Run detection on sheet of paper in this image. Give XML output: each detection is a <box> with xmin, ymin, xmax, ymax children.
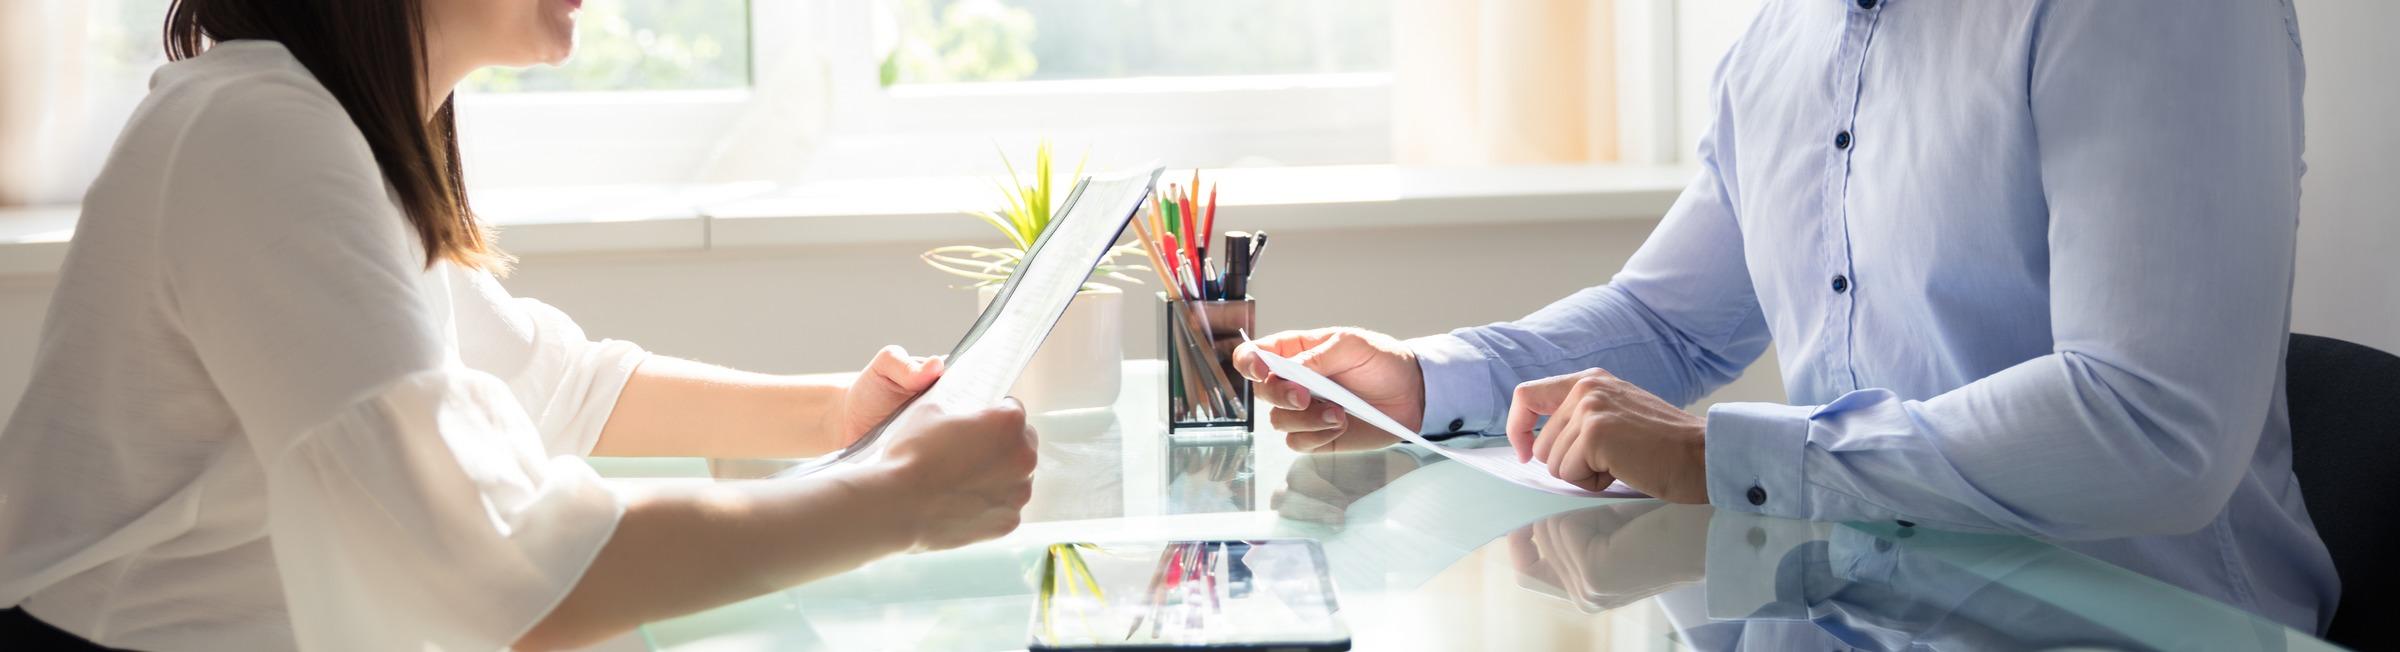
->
<box><xmin>776</xmin><ymin>166</ymin><xmax>1162</xmax><ymax>478</ymax></box>
<box><xmin>916</xmin><ymin>169</ymin><xmax>1159</xmax><ymax>413</ymax></box>
<box><xmin>1252</xmin><ymin>349</ymin><xmax>1640</xmax><ymax>498</ymax></box>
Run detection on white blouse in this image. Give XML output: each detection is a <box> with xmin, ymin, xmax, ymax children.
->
<box><xmin>0</xmin><ymin>42</ymin><xmax>647</xmax><ymax>651</ymax></box>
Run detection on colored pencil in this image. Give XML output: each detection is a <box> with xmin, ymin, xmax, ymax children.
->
<box><xmin>1201</xmin><ymin>184</ymin><xmax>1217</xmax><ymax>264</ymax></box>
<box><xmin>1163</xmin><ymin>186</ymin><xmax>1181</xmax><ymax>236</ymax></box>
<box><xmin>1129</xmin><ymin>209</ymin><xmax>1181</xmax><ymax>295</ymax></box>
<box><xmin>1177</xmin><ymin>194</ymin><xmax>1198</xmax><ymax>274</ymax></box>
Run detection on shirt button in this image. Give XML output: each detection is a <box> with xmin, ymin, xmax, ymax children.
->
<box><xmin>1831</xmin><ymin>275</ymin><xmax>1850</xmax><ymax>293</ymax></box>
<box><xmin>1834</xmin><ymin>130</ymin><xmax>1852</xmax><ymax>150</ymax></box>
<box><xmin>1746</xmin><ymin>485</ymin><xmax>1768</xmax><ymax>506</ymax></box>
<box><xmin>1858</xmin><ymin>0</ymin><xmax>1877</xmax><ymax>9</ymax></box>
<box><xmin>1446</xmin><ymin>418</ymin><xmax>1466</xmax><ymax>433</ymax></box>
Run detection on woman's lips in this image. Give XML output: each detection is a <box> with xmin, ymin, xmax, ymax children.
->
<box><xmin>563</xmin><ymin>0</ymin><xmax>582</xmax><ymax>8</ymax></box>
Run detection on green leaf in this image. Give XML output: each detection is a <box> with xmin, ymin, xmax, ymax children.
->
<box><xmin>967</xmin><ymin>211</ymin><xmax>1028</xmax><ymax>249</ymax></box>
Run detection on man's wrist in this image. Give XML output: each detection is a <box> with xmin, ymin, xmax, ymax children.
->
<box><xmin>1406</xmin><ymin>333</ymin><xmax>1507</xmax><ymax>436</ymax></box>
<box><xmin>1676</xmin><ymin>422</ymin><xmax>1710</xmax><ymax>504</ymax></box>
<box><xmin>1702</xmin><ymin>402</ymin><xmax>1816</xmax><ymax>519</ymax></box>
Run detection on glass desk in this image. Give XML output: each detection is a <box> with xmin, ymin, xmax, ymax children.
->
<box><xmin>590</xmin><ymin>362</ymin><xmax>2338</xmax><ymax>651</ymax></box>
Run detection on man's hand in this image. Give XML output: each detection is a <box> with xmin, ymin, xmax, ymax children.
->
<box><xmin>1271</xmin><ymin>448</ymin><xmax>1427</xmax><ymax>527</ymax></box>
<box><xmin>1506</xmin><ymin>368</ymin><xmax>1710</xmax><ymax>503</ymax></box>
<box><xmin>832</xmin><ymin>346</ymin><xmax>945</xmax><ymax>448</ymax></box>
<box><xmin>1231</xmin><ymin>328</ymin><xmax>1425</xmax><ymax>452</ymax></box>
<box><xmin>1506</xmin><ymin>503</ymin><xmax>1710</xmax><ymax>612</ymax></box>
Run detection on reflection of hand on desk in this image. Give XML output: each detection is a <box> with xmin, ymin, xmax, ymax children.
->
<box><xmin>1271</xmin><ymin>448</ymin><xmax>1429</xmax><ymax>528</ymax></box>
<box><xmin>1506</xmin><ymin>502</ymin><xmax>1710</xmax><ymax>612</ymax></box>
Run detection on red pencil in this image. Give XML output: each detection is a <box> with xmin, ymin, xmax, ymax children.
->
<box><xmin>1161</xmin><ymin>232</ymin><xmax>1187</xmax><ymax>299</ymax></box>
<box><xmin>1178</xmin><ymin>196</ymin><xmax>1199</xmax><ymax>276</ymax></box>
<box><xmin>1201</xmin><ymin>184</ymin><xmax>1218</xmax><ymax>258</ymax></box>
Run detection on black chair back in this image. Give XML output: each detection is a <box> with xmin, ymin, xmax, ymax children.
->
<box><xmin>2286</xmin><ymin>333</ymin><xmax>2400</xmax><ymax>649</ymax></box>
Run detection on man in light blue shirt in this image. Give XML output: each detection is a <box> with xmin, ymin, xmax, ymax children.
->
<box><xmin>1232</xmin><ymin>0</ymin><xmax>2335</xmax><ymax>634</ymax></box>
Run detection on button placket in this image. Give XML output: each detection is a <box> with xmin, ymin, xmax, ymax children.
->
<box><xmin>1818</xmin><ymin>0</ymin><xmax>1881</xmax><ymax>392</ymax></box>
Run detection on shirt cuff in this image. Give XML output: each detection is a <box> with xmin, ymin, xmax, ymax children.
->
<box><xmin>1407</xmin><ymin>333</ymin><xmax>1507</xmax><ymax>436</ymax></box>
<box><xmin>1706</xmin><ymin>401</ymin><xmax>1815</xmax><ymax>520</ymax></box>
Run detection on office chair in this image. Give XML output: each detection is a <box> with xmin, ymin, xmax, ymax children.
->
<box><xmin>2286</xmin><ymin>333</ymin><xmax>2400</xmax><ymax>650</ymax></box>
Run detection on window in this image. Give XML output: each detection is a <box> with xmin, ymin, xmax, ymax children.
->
<box><xmin>455</xmin><ymin>0</ymin><xmax>1403</xmax><ymax>188</ymax></box>
<box><xmin>461</xmin><ymin>0</ymin><xmax>752</xmax><ymax>93</ymax></box>
<box><xmin>1</xmin><ymin>0</ymin><xmax>175</xmax><ymax>205</ymax></box>
<box><xmin>15</xmin><ymin>0</ymin><xmax>1722</xmax><ymax>201</ymax></box>
<box><xmin>884</xmin><ymin>0</ymin><xmax>1391</xmax><ymax>85</ymax></box>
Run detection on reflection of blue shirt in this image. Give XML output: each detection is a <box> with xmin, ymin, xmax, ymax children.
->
<box><xmin>1659</xmin><ymin>512</ymin><xmax>2315</xmax><ymax>651</ymax></box>
<box><xmin>1409</xmin><ymin>0</ymin><xmax>2334</xmax><ymax>632</ymax></box>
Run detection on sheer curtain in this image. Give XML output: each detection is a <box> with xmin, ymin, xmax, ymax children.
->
<box><xmin>0</xmin><ymin>0</ymin><xmax>165</xmax><ymax>207</ymax></box>
<box><xmin>1392</xmin><ymin>0</ymin><xmax>1620</xmax><ymax>165</ymax></box>
<box><xmin>0</xmin><ymin>1</ymin><xmax>88</xmax><ymax>206</ymax></box>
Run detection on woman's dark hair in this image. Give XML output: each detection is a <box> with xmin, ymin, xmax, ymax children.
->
<box><xmin>165</xmin><ymin>0</ymin><xmax>509</xmax><ymax>272</ymax></box>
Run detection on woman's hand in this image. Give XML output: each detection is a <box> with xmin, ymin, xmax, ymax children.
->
<box><xmin>527</xmin><ymin>396</ymin><xmax>1036</xmax><ymax>649</ymax></box>
<box><xmin>830</xmin><ymin>346</ymin><xmax>946</xmax><ymax>449</ymax></box>
<box><xmin>1231</xmin><ymin>328</ymin><xmax>1426</xmax><ymax>452</ymax></box>
<box><xmin>868</xmin><ymin>397</ymin><xmax>1038</xmax><ymax>551</ymax></box>
<box><xmin>1506</xmin><ymin>368</ymin><xmax>1711</xmax><ymax>502</ymax></box>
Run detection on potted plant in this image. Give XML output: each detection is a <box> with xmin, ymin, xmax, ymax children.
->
<box><xmin>922</xmin><ymin>142</ymin><xmax>1147</xmax><ymax>412</ymax></box>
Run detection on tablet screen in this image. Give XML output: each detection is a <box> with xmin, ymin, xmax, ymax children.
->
<box><xmin>1031</xmin><ymin>539</ymin><xmax>1352</xmax><ymax>651</ymax></box>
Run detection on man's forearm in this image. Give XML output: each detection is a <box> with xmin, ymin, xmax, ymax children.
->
<box><xmin>592</xmin><ymin>356</ymin><xmax>849</xmax><ymax>458</ymax></box>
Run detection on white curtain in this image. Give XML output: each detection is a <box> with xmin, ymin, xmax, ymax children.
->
<box><xmin>0</xmin><ymin>0</ymin><xmax>90</xmax><ymax>206</ymax></box>
<box><xmin>1393</xmin><ymin>0</ymin><xmax>1621</xmax><ymax>165</ymax></box>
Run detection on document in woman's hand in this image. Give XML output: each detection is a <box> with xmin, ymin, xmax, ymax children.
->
<box><xmin>776</xmin><ymin>166</ymin><xmax>1166</xmax><ymax>478</ymax></box>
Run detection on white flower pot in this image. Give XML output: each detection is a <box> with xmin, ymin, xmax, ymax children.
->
<box><xmin>976</xmin><ymin>283</ymin><xmax>1125</xmax><ymax>413</ymax></box>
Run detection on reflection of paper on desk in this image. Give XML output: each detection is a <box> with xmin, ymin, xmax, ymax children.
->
<box><xmin>1253</xmin><ymin>350</ymin><xmax>1640</xmax><ymax>498</ymax></box>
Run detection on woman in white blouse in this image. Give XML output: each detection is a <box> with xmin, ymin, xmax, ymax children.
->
<box><xmin>0</xmin><ymin>0</ymin><xmax>1041</xmax><ymax>650</ymax></box>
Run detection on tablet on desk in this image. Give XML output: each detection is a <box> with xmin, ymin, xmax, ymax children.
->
<box><xmin>1031</xmin><ymin>539</ymin><xmax>1352</xmax><ymax>651</ymax></box>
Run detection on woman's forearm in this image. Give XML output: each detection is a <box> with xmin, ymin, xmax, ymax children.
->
<box><xmin>514</xmin><ymin>464</ymin><xmax>922</xmax><ymax>650</ymax></box>
<box><xmin>593</xmin><ymin>356</ymin><xmax>851</xmax><ymax>458</ymax></box>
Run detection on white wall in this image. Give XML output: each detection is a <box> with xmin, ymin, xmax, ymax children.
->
<box><xmin>0</xmin><ymin>218</ymin><xmax>1790</xmax><ymax>426</ymax></box>
<box><xmin>498</xmin><ymin>220</ymin><xmax>1670</xmax><ymax>377</ymax></box>
<box><xmin>495</xmin><ymin>217</ymin><xmax>1790</xmax><ymax>412</ymax></box>
<box><xmin>2292</xmin><ymin>0</ymin><xmax>2400</xmax><ymax>353</ymax></box>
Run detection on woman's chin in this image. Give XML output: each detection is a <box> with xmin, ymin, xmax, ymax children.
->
<box><xmin>535</xmin><ymin>36</ymin><xmax>577</xmax><ymax>67</ymax></box>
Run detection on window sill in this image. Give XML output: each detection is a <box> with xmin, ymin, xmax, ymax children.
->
<box><xmin>0</xmin><ymin>164</ymin><xmax>1689</xmax><ymax>278</ymax></box>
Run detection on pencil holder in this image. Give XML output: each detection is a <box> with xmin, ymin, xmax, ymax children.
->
<box><xmin>1162</xmin><ymin>295</ymin><xmax>1255</xmax><ymax>433</ymax></box>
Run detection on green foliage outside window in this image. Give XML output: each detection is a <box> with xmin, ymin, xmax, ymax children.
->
<box><xmin>465</xmin><ymin>0</ymin><xmax>750</xmax><ymax>93</ymax></box>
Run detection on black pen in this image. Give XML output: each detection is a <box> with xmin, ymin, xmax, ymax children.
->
<box><xmin>1245</xmin><ymin>231</ymin><xmax>1268</xmax><ymax>287</ymax></box>
<box><xmin>1223</xmin><ymin>232</ymin><xmax>1252</xmax><ymax>300</ymax></box>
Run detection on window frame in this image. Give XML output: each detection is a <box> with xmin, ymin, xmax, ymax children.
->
<box><xmin>451</xmin><ymin>0</ymin><xmax>1700</xmax><ymax>190</ymax></box>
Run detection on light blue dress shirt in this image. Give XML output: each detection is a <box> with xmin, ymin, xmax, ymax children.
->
<box><xmin>1407</xmin><ymin>0</ymin><xmax>2336</xmax><ymax>633</ymax></box>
